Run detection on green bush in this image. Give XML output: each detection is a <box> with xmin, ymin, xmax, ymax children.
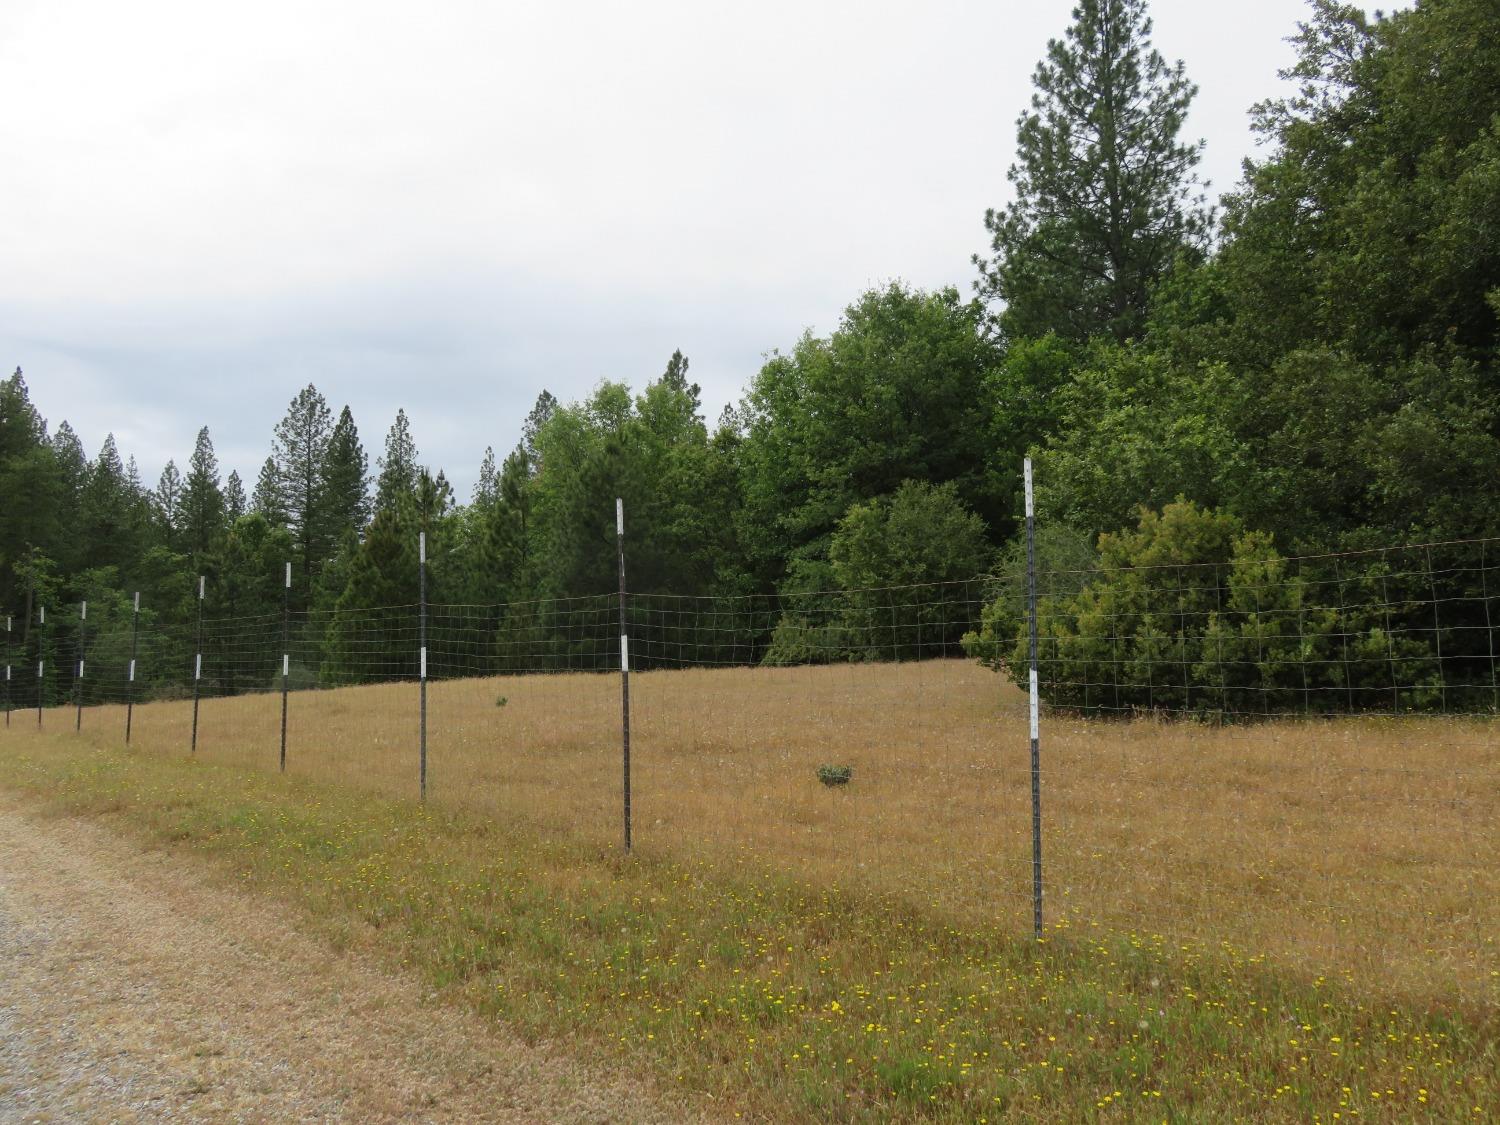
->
<box><xmin>765</xmin><ymin>481</ymin><xmax>994</xmax><ymax>665</ymax></box>
<box><xmin>966</xmin><ymin>500</ymin><xmax>1444</xmax><ymax>717</ymax></box>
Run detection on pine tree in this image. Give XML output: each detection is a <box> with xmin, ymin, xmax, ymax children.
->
<box><xmin>51</xmin><ymin>422</ymin><xmax>86</xmax><ymax>505</ymax></box>
<box><xmin>320</xmin><ymin>405</ymin><xmax>371</xmax><ymax>540</ymax></box>
<box><xmin>123</xmin><ymin>455</ymin><xmax>152</xmax><ymax>543</ymax></box>
<box><xmin>79</xmin><ymin>436</ymin><xmax>134</xmax><ymax>571</ymax></box>
<box><xmin>521</xmin><ymin>391</ymin><xmax>557</xmax><ymax>474</ymax></box>
<box><xmin>322</xmin><ymin>505</ymin><xmax>417</xmax><ymax>683</ymax></box>
<box><xmin>207</xmin><ymin>513</ymin><xmax>292</xmax><ymax>691</ymax></box>
<box><xmin>473</xmin><ymin>446</ymin><xmax>499</xmax><ymax>507</ymax></box>
<box><xmin>251</xmin><ymin>457</ymin><xmax>286</xmax><ymax>525</ymax></box>
<box><xmin>375</xmin><ymin>409</ymin><xmax>418</xmax><ymax>513</ymax></box>
<box><xmin>180</xmin><ymin>426</ymin><xmax>226</xmax><ymax>558</ymax></box>
<box><xmin>0</xmin><ymin>370</ymin><xmax>63</xmax><ymax>601</ymax></box>
<box><xmin>0</xmin><ymin>368</ymin><xmax>46</xmax><ymax>459</ymax></box>
<box><xmin>661</xmin><ymin>349</ymin><xmax>695</xmax><ymax>397</ymax></box>
<box><xmin>92</xmin><ymin>435</ymin><xmax>123</xmax><ymax>481</ymax></box>
<box><xmin>154</xmin><ymin>461</ymin><xmax>183</xmax><ymax>539</ymax></box>
<box><xmin>974</xmin><ymin>0</ymin><xmax>1209</xmax><ymax>343</ymax></box>
<box><xmin>416</xmin><ymin>468</ymin><xmax>453</xmax><ymax>529</ymax></box>
<box><xmin>272</xmin><ymin>385</ymin><xmax>334</xmax><ymax>594</ymax></box>
<box><xmin>487</xmin><ymin>445</ymin><xmax>534</xmax><ymax>586</ymax></box>
<box><xmin>224</xmin><ymin>470</ymin><xmax>247</xmax><ymax>521</ymax></box>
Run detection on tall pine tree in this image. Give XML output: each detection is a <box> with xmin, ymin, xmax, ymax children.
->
<box><xmin>0</xmin><ymin>369</ymin><xmax>64</xmax><ymax>601</ymax></box>
<box><xmin>375</xmin><ymin>409</ymin><xmax>418</xmax><ymax>513</ymax></box>
<box><xmin>473</xmin><ymin>446</ymin><xmax>499</xmax><ymax>507</ymax></box>
<box><xmin>224</xmin><ymin>470</ymin><xmax>247</xmax><ymax>522</ymax></box>
<box><xmin>180</xmin><ymin>426</ymin><xmax>226</xmax><ymax>559</ymax></box>
<box><xmin>975</xmin><ymin>0</ymin><xmax>1209</xmax><ymax>343</ymax></box>
<box><xmin>50</xmin><ymin>422</ymin><xmax>88</xmax><ymax>569</ymax></box>
<box><xmin>272</xmin><ymin>385</ymin><xmax>334</xmax><ymax>599</ymax></box>
<box><xmin>154</xmin><ymin>461</ymin><xmax>183</xmax><ymax>542</ymax></box>
<box><xmin>79</xmin><ymin>435</ymin><xmax>137</xmax><ymax>572</ymax></box>
<box><xmin>521</xmin><ymin>390</ymin><xmax>557</xmax><ymax>475</ymax></box>
<box><xmin>251</xmin><ymin>456</ymin><xmax>286</xmax><ymax>525</ymax></box>
<box><xmin>320</xmin><ymin>405</ymin><xmax>371</xmax><ymax>540</ymax></box>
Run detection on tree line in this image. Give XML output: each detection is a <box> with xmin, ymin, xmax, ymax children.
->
<box><xmin>2</xmin><ymin>0</ymin><xmax>1497</xmax><ymax>712</ymax></box>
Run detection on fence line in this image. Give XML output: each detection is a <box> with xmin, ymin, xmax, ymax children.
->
<box><xmin>9</xmin><ymin>545</ymin><xmax>1500</xmax><ymax>731</ymax></box>
<box><xmin>3</xmin><ymin>512</ymin><xmax>1497</xmax><ymax>970</ymax></box>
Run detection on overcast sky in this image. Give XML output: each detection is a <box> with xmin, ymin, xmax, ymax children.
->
<box><xmin>0</xmin><ymin>0</ymin><xmax>1362</xmax><ymax>498</ymax></box>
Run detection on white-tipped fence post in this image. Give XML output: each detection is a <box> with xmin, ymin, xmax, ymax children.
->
<box><xmin>191</xmin><ymin>575</ymin><xmax>204</xmax><ymax>753</ymax></box>
<box><xmin>617</xmin><ymin>498</ymin><xmax>632</xmax><ymax>854</ymax></box>
<box><xmin>126</xmin><ymin>593</ymin><xmax>140</xmax><ymax>744</ymax></box>
<box><xmin>419</xmin><ymin>531</ymin><xmax>428</xmax><ymax>802</ymax></box>
<box><xmin>1025</xmin><ymin>457</ymin><xmax>1043</xmax><ymax>940</ymax></box>
<box><xmin>75</xmin><ymin>601</ymin><xmax>86</xmax><ymax>732</ymax></box>
<box><xmin>36</xmin><ymin>604</ymin><xmax>45</xmax><ymax>727</ymax></box>
<box><xmin>280</xmin><ymin>562</ymin><xmax>291</xmax><ymax>772</ymax></box>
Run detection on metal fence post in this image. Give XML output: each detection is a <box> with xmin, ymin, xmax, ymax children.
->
<box><xmin>280</xmin><ymin>561</ymin><xmax>290</xmax><ymax>772</ymax></box>
<box><xmin>4</xmin><ymin>615</ymin><xmax>11</xmax><ymax>728</ymax></box>
<box><xmin>1483</xmin><ymin>540</ymin><xmax>1498</xmax><ymax>712</ymax></box>
<box><xmin>617</xmin><ymin>498</ymin><xmax>632</xmax><ymax>854</ymax></box>
<box><xmin>126</xmin><ymin>593</ymin><xmax>139</xmax><ymax>743</ymax></box>
<box><xmin>419</xmin><ymin>531</ymin><xmax>427</xmax><ymax>802</ymax></box>
<box><xmin>191</xmin><ymin>575</ymin><xmax>204</xmax><ymax>753</ymax></box>
<box><xmin>1426</xmin><ymin>546</ymin><xmax>1446</xmax><ymax>713</ymax></box>
<box><xmin>75</xmin><ymin>601</ymin><xmax>86</xmax><ymax>731</ymax></box>
<box><xmin>1025</xmin><ymin>457</ymin><xmax>1043</xmax><ymax>940</ymax></box>
<box><xmin>36</xmin><ymin>604</ymin><xmax>45</xmax><ymax>727</ymax></box>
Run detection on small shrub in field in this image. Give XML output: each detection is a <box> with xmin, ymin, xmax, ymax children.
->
<box><xmin>495</xmin><ymin>695</ymin><xmax>507</xmax><ymax>708</ymax></box>
<box><xmin>817</xmin><ymin>764</ymin><xmax>852</xmax><ymax>787</ymax></box>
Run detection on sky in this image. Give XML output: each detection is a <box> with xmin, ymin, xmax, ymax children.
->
<box><xmin>0</xmin><ymin>0</ymin><xmax>1359</xmax><ymax>498</ymax></box>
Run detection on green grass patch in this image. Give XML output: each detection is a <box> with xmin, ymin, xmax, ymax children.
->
<box><xmin>0</xmin><ymin>739</ymin><xmax>1494</xmax><ymax>1122</ymax></box>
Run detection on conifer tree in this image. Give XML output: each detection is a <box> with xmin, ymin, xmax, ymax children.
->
<box><xmin>375</xmin><ymin>409</ymin><xmax>418</xmax><ymax>513</ymax></box>
<box><xmin>181</xmin><ymin>426</ymin><xmax>226</xmax><ymax>558</ymax></box>
<box><xmin>0</xmin><ymin>370</ymin><xmax>65</xmax><ymax>599</ymax></box>
<box><xmin>415</xmin><ymin>468</ymin><xmax>453</xmax><ymax>529</ymax></box>
<box><xmin>661</xmin><ymin>349</ymin><xmax>694</xmax><ymax>396</ymax></box>
<box><xmin>154</xmin><ymin>461</ymin><xmax>183</xmax><ymax>540</ymax></box>
<box><xmin>272</xmin><ymin>385</ymin><xmax>334</xmax><ymax>594</ymax></box>
<box><xmin>975</xmin><ymin>0</ymin><xmax>1209</xmax><ymax>343</ymax></box>
<box><xmin>473</xmin><ymin>446</ymin><xmax>499</xmax><ymax>507</ymax></box>
<box><xmin>320</xmin><ymin>405</ymin><xmax>371</xmax><ymax>539</ymax></box>
<box><xmin>79</xmin><ymin>436</ymin><xmax>135</xmax><ymax>570</ymax></box>
<box><xmin>521</xmin><ymin>391</ymin><xmax>557</xmax><ymax>473</ymax></box>
<box><xmin>224</xmin><ymin>470</ymin><xmax>247</xmax><ymax>522</ymax></box>
<box><xmin>321</xmin><ymin>503</ymin><xmax>417</xmax><ymax>683</ymax></box>
<box><xmin>0</xmin><ymin>368</ymin><xmax>46</xmax><ymax>458</ymax></box>
<box><xmin>252</xmin><ymin>457</ymin><xmax>286</xmax><ymax>525</ymax></box>
<box><xmin>51</xmin><ymin>422</ymin><xmax>87</xmax><ymax>506</ymax></box>
<box><xmin>486</xmin><ymin>445</ymin><xmax>534</xmax><ymax>588</ymax></box>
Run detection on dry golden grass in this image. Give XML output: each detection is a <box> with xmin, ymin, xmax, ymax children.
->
<box><xmin>16</xmin><ymin>659</ymin><xmax>1498</xmax><ymax>1003</ymax></box>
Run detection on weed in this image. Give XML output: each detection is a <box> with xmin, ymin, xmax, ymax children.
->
<box><xmin>817</xmin><ymin>764</ymin><xmax>853</xmax><ymax>787</ymax></box>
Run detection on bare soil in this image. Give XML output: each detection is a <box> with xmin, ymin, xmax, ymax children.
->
<box><xmin>0</xmin><ymin>792</ymin><xmax>703</xmax><ymax>1123</ymax></box>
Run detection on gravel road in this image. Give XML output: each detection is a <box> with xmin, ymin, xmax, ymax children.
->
<box><xmin>0</xmin><ymin>793</ymin><xmax>701</xmax><ymax>1123</ymax></box>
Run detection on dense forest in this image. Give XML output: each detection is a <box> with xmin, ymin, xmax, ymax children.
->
<box><xmin>2</xmin><ymin>0</ymin><xmax>1497</xmax><ymax>711</ymax></box>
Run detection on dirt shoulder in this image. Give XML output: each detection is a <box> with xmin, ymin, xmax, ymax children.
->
<box><xmin>0</xmin><ymin>792</ymin><xmax>701</xmax><ymax>1123</ymax></box>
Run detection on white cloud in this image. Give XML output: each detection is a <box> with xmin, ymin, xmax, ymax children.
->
<box><xmin>0</xmin><ymin>0</ymin><xmax>1353</xmax><ymax>493</ymax></box>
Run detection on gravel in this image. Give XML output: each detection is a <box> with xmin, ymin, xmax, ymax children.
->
<box><xmin>0</xmin><ymin>793</ymin><xmax>703</xmax><ymax>1123</ymax></box>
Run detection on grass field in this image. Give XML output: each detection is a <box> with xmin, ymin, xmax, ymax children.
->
<box><xmin>2</xmin><ymin>660</ymin><xmax>1496</xmax><ymax>1120</ymax></box>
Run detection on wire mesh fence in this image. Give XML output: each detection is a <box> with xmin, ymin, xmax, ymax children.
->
<box><xmin>2</xmin><ymin>531</ymin><xmax>1497</xmax><ymax>998</ymax></box>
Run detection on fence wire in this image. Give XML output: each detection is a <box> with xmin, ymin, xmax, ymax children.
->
<box><xmin>2</xmin><ymin>537</ymin><xmax>1497</xmax><ymax>997</ymax></box>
